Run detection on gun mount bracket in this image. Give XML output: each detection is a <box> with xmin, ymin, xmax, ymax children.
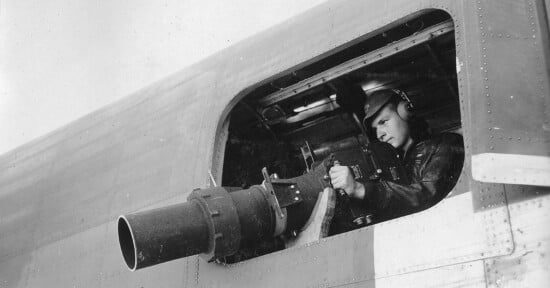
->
<box><xmin>271</xmin><ymin>182</ymin><xmax>303</xmax><ymax>208</ymax></box>
<box><xmin>261</xmin><ymin>168</ymin><xmax>289</xmax><ymax>236</ymax></box>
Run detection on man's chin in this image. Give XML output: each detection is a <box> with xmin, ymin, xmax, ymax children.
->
<box><xmin>388</xmin><ymin>141</ymin><xmax>403</xmax><ymax>150</ymax></box>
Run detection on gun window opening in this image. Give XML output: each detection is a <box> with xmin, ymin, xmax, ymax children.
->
<box><xmin>220</xmin><ymin>9</ymin><xmax>462</xmax><ymax>263</ymax></box>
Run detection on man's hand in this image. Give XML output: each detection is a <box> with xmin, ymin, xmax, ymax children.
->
<box><xmin>329</xmin><ymin>165</ymin><xmax>366</xmax><ymax>199</ymax></box>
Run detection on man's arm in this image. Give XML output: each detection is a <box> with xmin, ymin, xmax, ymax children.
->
<box><xmin>362</xmin><ymin>134</ymin><xmax>464</xmax><ymax>220</ymax></box>
<box><xmin>330</xmin><ymin>133</ymin><xmax>464</xmax><ymax>220</ymax></box>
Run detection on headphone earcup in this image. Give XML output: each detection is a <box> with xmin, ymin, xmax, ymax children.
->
<box><xmin>397</xmin><ymin>101</ymin><xmax>413</xmax><ymax>121</ymax></box>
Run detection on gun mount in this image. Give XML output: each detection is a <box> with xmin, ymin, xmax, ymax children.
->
<box><xmin>118</xmin><ymin>163</ymin><xmax>330</xmax><ymax>270</ymax></box>
<box><xmin>117</xmin><ymin>142</ymin><xmax>405</xmax><ymax>270</ymax></box>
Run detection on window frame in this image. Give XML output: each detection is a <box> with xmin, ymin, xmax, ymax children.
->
<box><xmin>204</xmin><ymin>8</ymin><xmax>514</xmax><ymax>286</ymax></box>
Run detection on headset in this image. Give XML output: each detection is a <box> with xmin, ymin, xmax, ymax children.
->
<box><xmin>392</xmin><ymin>89</ymin><xmax>414</xmax><ymax>121</ymax></box>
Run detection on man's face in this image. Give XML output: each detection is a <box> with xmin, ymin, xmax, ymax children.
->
<box><xmin>370</xmin><ymin>103</ymin><xmax>412</xmax><ymax>150</ymax></box>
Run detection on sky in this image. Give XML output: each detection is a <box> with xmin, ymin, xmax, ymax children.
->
<box><xmin>0</xmin><ymin>0</ymin><xmax>326</xmax><ymax>155</ymax></box>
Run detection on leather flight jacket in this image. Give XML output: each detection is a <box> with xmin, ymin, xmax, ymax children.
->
<box><xmin>330</xmin><ymin>133</ymin><xmax>464</xmax><ymax>234</ymax></box>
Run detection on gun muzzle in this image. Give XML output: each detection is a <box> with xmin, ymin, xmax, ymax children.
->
<box><xmin>118</xmin><ymin>164</ymin><xmax>328</xmax><ymax>270</ymax></box>
<box><xmin>118</xmin><ymin>200</ymin><xmax>211</xmax><ymax>271</ymax></box>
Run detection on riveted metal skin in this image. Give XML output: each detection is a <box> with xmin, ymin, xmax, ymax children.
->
<box><xmin>2</xmin><ymin>0</ymin><xmax>550</xmax><ymax>287</ymax></box>
<box><xmin>469</xmin><ymin>0</ymin><xmax>550</xmax><ymax>186</ymax></box>
<box><xmin>472</xmin><ymin>182</ymin><xmax>507</xmax><ymax>211</ymax></box>
<box><xmin>484</xmin><ymin>186</ymin><xmax>550</xmax><ymax>287</ymax></box>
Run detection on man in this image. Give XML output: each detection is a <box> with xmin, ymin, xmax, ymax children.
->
<box><xmin>329</xmin><ymin>89</ymin><xmax>464</xmax><ymax>224</ymax></box>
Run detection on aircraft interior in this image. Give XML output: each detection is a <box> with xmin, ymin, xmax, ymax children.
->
<box><xmin>222</xmin><ymin>10</ymin><xmax>460</xmax><ymax>190</ymax></box>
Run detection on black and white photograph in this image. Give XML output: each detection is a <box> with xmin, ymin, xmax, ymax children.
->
<box><xmin>1</xmin><ymin>0</ymin><xmax>549</xmax><ymax>287</ymax></box>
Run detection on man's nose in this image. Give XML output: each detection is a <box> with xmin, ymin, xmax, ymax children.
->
<box><xmin>377</xmin><ymin>129</ymin><xmax>386</xmax><ymax>141</ymax></box>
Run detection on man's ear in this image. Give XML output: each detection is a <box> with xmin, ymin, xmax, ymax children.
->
<box><xmin>397</xmin><ymin>100</ymin><xmax>414</xmax><ymax>121</ymax></box>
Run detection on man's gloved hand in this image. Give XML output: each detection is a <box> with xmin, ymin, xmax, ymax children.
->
<box><xmin>329</xmin><ymin>165</ymin><xmax>365</xmax><ymax>199</ymax></box>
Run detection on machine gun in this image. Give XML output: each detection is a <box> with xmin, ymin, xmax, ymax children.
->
<box><xmin>117</xmin><ymin>141</ymin><xmax>408</xmax><ymax>271</ymax></box>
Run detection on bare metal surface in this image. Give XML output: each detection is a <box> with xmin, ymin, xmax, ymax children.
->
<box><xmin>471</xmin><ymin>0</ymin><xmax>550</xmax><ymax>158</ymax></box>
<box><xmin>371</xmin><ymin>191</ymin><xmax>512</xmax><ymax>277</ymax></box>
<box><xmin>484</xmin><ymin>189</ymin><xmax>550</xmax><ymax>287</ymax></box>
<box><xmin>340</xmin><ymin>261</ymin><xmax>486</xmax><ymax>288</ymax></box>
<box><xmin>472</xmin><ymin>153</ymin><xmax>550</xmax><ymax>187</ymax></box>
<box><xmin>0</xmin><ymin>0</ymin><xmax>549</xmax><ymax>287</ymax></box>
<box><xmin>472</xmin><ymin>182</ymin><xmax>507</xmax><ymax>211</ymax></box>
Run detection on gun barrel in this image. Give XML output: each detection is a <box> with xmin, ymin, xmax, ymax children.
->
<box><xmin>118</xmin><ymin>186</ymin><xmax>277</xmax><ymax>270</ymax></box>
<box><xmin>117</xmin><ymin>162</ymin><xmax>330</xmax><ymax>270</ymax></box>
<box><xmin>118</xmin><ymin>201</ymin><xmax>210</xmax><ymax>271</ymax></box>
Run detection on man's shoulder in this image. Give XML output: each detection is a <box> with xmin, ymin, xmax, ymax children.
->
<box><xmin>414</xmin><ymin>132</ymin><xmax>463</xmax><ymax>152</ymax></box>
<box><xmin>431</xmin><ymin>132</ymin><xmax>463</xmax><ymax>146</ymax></box>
